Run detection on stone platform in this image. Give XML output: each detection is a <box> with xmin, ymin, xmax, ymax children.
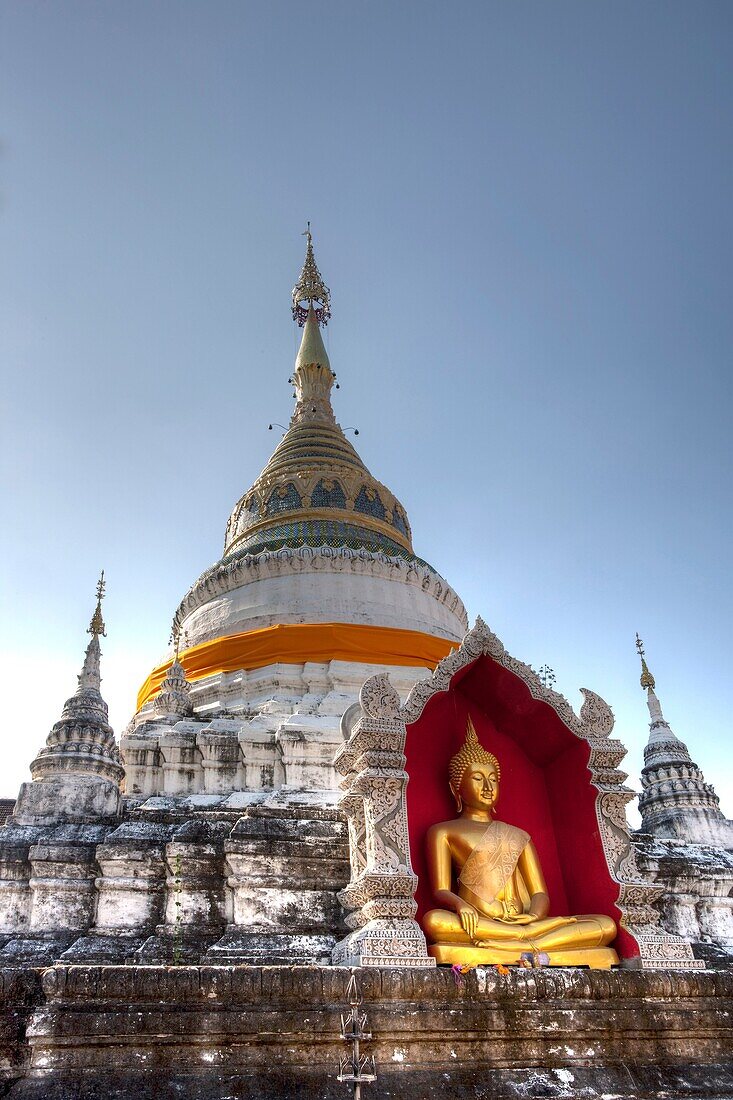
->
<box><xmin>0</xmin><ymin>964</ymin><xmax>731</xmax><ymax>1098</ymax></box>
<box><xmin>0</xmin><ymin>794</ymin><xmax>350</xmax><ymax>969</ymax></box>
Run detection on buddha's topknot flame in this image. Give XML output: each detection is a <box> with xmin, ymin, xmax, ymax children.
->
<box><xmin>449</xmin><ymin>716</ymin><xmax>500</xmax><ymax>797</ymax></box>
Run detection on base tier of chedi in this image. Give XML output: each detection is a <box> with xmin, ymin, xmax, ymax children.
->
<box><xmin>0</xmin><ymin>794</ymin><xmax>348</xmax><ymax>969</ymax></box>
<box><xmin>1</xmin><ymin>966</ymin><xmax>731</xmax><ymax>1100</ymax></box>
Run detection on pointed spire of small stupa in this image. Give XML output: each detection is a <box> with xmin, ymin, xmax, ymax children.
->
<box><xmin>635</xmin><ymin>633</ymin><xmax>688</xmax><ymax>750</ymax></box>
<box><xmin>292</xmin><ymin>222</ymin><xmax>331</xmax><ymax>326</ymax></box>
<box><xmin>635</xmin><ymin>633</ymin><xmax>685</xmax><ymax>748</ymax></box>
<box><xmin>88</xmin><ymin>570</ymin><xmax>107</xmax><ymax>638</ymax></box>
<box><xmin>78</xmin><ymin>571</ymin><xmax>106</xmax><ymax>692</ymax></box>
<box><xmin>634</xmin><ymin>634</ymin><xmax>732</xmax><ymax>846</ymax></box>
<box><xmin>635</xmin><ymin>632</ymin><xmax>655</xmax><ymax>691</ymax></box>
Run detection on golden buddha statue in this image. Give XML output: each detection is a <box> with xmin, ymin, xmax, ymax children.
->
<box><xmin>423</xmin><ymin>719</ymin><xmax>619</xmax><ymax>968</ymax></box>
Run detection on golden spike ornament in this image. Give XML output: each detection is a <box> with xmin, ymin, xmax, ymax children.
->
<box><xmin>292</xmin><ymin>223</ymin><xmax>331</xmax><ymax>327</ymax></box>
<box><xmin>87</xmin><ymin>570</ymin><xmax>107</xmax><ymax>638</ymax></box>
<box><xmin>635</xmin><ymin>633</ymin><xmax>656</xmax><ymax>691</ymax></box>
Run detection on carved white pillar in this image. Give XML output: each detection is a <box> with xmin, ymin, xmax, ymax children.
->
<box><xmin>94</xmin><ymin>840</ymin><xmax>166</xmax><ymax>932</ymax></box>
<box><xmin>341</xmin><ymin>791</ymin><xmax>367</xmax><ymax>915</ymax></box>
<box><xmin>237</xmin><ymin>727</ymin><xmax>276</xmax><ymax>790</ymax></box>
<box><xmin>119</xmin><ymin>734</ymin><xmax>162</xmax><ymax>797</ymax></box>
<box><xmin>28</xmin><ymin>843</ymin><xmax>97</xmax><ymax>933</ymax></box>
<box><xmin>198</xmin><ymin>730</ymin><xmax>243</xmax><ymax>794</ymax></box>
<box><xmin>159</xmin><ymin>727</ymin><xmax>203</xmax><ymax>795</ymax></box>
<box><xmin>331</xmin><ymin>674</ymin><xmax>435</xmax><ymax>968</ymax></box>
<box><xmin>0</xmin><ymin>841</ymin><xmax>34</xmax><ymax>934</ymax></box>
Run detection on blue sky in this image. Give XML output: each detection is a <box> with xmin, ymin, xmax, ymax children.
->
<box><xmin>1</xmin><ymin>1</ymin><xmax>731</xmax><ymax>824</ymax></box>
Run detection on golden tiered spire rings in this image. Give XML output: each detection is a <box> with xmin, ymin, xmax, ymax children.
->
<box><xmin>292</xmin><ymin>223</ymin><xmax>331</xmax><ymax>327</ymax></box>
<box><xmin>635</xmin><ymin>633</ymin><xmax>656</xmax><ymax>691</ymax></box>
<box><xmin>87</xmin><ymin>571</ymin><xmax>107</xmax><ymax>638</ymax></box>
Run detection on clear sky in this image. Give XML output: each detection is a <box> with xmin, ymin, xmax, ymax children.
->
<box><xmin>1</xmin><ymin>1</ymin><xmax>731</xmax><ymax>827</ymax></box>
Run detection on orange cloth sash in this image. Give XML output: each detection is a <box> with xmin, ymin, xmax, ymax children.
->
<box><xmin>137</xmin><ymin>622</ymin><xmax>456</xmax><ymax>712</ymax></box>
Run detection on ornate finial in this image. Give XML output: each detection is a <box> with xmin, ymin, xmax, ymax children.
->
<box><xmin>88</xmin><ymin>571</ymin><xmax>107</xmax><ymax>638</ymax></box>
<box><xmin>448</xmin><ymin>716</ymin><xmax>501</xmax><ymax>803</ymax></box>
<box><xmin>292</xmin><ymin>224</ymin><xmax>331</xmax><ymax>327</ymax></box>
<box><xmin>169</xmin><ymin>621</ymin><xmax>189</xmax><ymax>662</ymax></box>
<box><xmin>636</xmin><ymin>633</ymin><xmax>656</xmax><ymax>691</ymax></box>
<box><xmin>537</xmin><ymin>664</ymin><xmax>556</xmax><ymax>691</ymax></box>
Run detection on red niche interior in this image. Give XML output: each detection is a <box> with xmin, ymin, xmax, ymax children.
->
<box><xmin>404</xmin><ymin>654</ymin><xmax>639</xmax><ymax>961</ymax></box>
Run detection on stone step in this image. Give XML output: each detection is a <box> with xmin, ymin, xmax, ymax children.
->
<box><xmin>59</xmin><ymin>932</ymin><xmax>149</xmax><ymax>965</ymax></box>
<box><xmin>136</xmin><ymin>926</ymin><xmax>225</xmax><ymax>965</ymax></box>
<box><xmin>0</xmin><ymin>934</ymin><xmax>76</xmax><ymax>967</ymax></box>
<box><xmin>204</xmin><ymin>930</ymin><xmax>336</xmax><ymax>965</ymax></box>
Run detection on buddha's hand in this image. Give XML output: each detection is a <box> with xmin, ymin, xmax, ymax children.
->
<box><xmin>456</xmin><ymin>902</ymin><xmax>480</xmax><ymax>939</ymax></box>
<box><xmin>502</xmin><ymin>913</ymin><xmax>538</xmax><ymax>925</ymax></box>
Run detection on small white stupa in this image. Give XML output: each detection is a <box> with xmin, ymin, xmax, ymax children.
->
<box><xmin>636</xmin><ymin>635</ymin><xmax>732</xmax><ymax>848</ymax></box>
<box><xmin>13</xmin><ymin>573</ymin><xmax>124</xmax><ymax>825</ymax></box>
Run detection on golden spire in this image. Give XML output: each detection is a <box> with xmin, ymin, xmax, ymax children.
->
<box><xmin>220</xmin><ymin>226</ymin><xmax>414</xmax><ymax>562</ymax></box>
<box><xmin>295</xmin><ymin>304</ymin><xmax>331</xmax><ymax>372</ymax></box>
<box><xmin>87</xmin><ymin>571</ymin><xmax>107</xmax><ymax>638</ymax></box>
<box><xmin>635</xmin><ymin>633</ymin><xmax>656</xmax><ymax>691</ymax></box>
<box><xmin>292</xmin><ymin>223</ymin><xmax>331</xmax><ymax>327</ymax></box>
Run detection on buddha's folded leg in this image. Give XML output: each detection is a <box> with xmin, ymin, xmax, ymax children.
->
<box><xmin>424</xmin><ymin>909</ymin><xmax>547</xmax><ymax>944</ymax></box>
<box><xmin>423</xmin><ymin>910</ymin><xmax>469</xmax><ymax>943</ymax></box>
<box><xmin>529</xmin><ymin>915</ymin><xmax>616</xmax><ymax>950</ymax></box>
<box><xmin>424</xmin><ymin>910</ymin><xmax>617</xmax><ymax>950</ymax></box>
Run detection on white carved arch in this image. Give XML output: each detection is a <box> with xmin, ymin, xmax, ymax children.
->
<box><xmin>333</xmin><ymin>618</ymin><xmax>702</xmax><ymax>970</ymax></box>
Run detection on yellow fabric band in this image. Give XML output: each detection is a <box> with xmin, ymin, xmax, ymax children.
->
<box><xmin>136</xmin><ymin>622</ymin><xmax>456</xmax><ymax>712</ymax></box>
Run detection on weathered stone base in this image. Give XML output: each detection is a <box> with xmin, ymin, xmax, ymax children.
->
<box><xmin>138</xmin><ymin>926</ymin><xmax>225</xmax><ymax>964</ymax></box>
<box><xmin>7</xmin><ymin>1063</ymin><xmax>733</xmax><ymax>1100</ymax></box>
<box><xmin>0</xmin><ymin>935</ymin><xmax>76</xmax><ymax>968</ymax></box>
<box><xmin>13</xmin><ymin>776</ymin><xmax>122</xmax><ymax>827</ymax></box>
<box><xmin>58</xmin><ymin>931</ymin><xmax>148</xmax><ymax>965</ymax></box>
<box><xmin>0</xmin><ymin>964</ymin><xmax>730</xmax><ymax>1098</ymax></box>
<box><xmin>0</xmin><ymin>795</ymin><xmax>351</xmax><ymax>970</ymax></box>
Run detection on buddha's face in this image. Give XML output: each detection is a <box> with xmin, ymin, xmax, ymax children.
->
<box><xmin>455</xmin><ymin>762</ymin><xmax>499</xmax><ymax>814</ymax></box>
